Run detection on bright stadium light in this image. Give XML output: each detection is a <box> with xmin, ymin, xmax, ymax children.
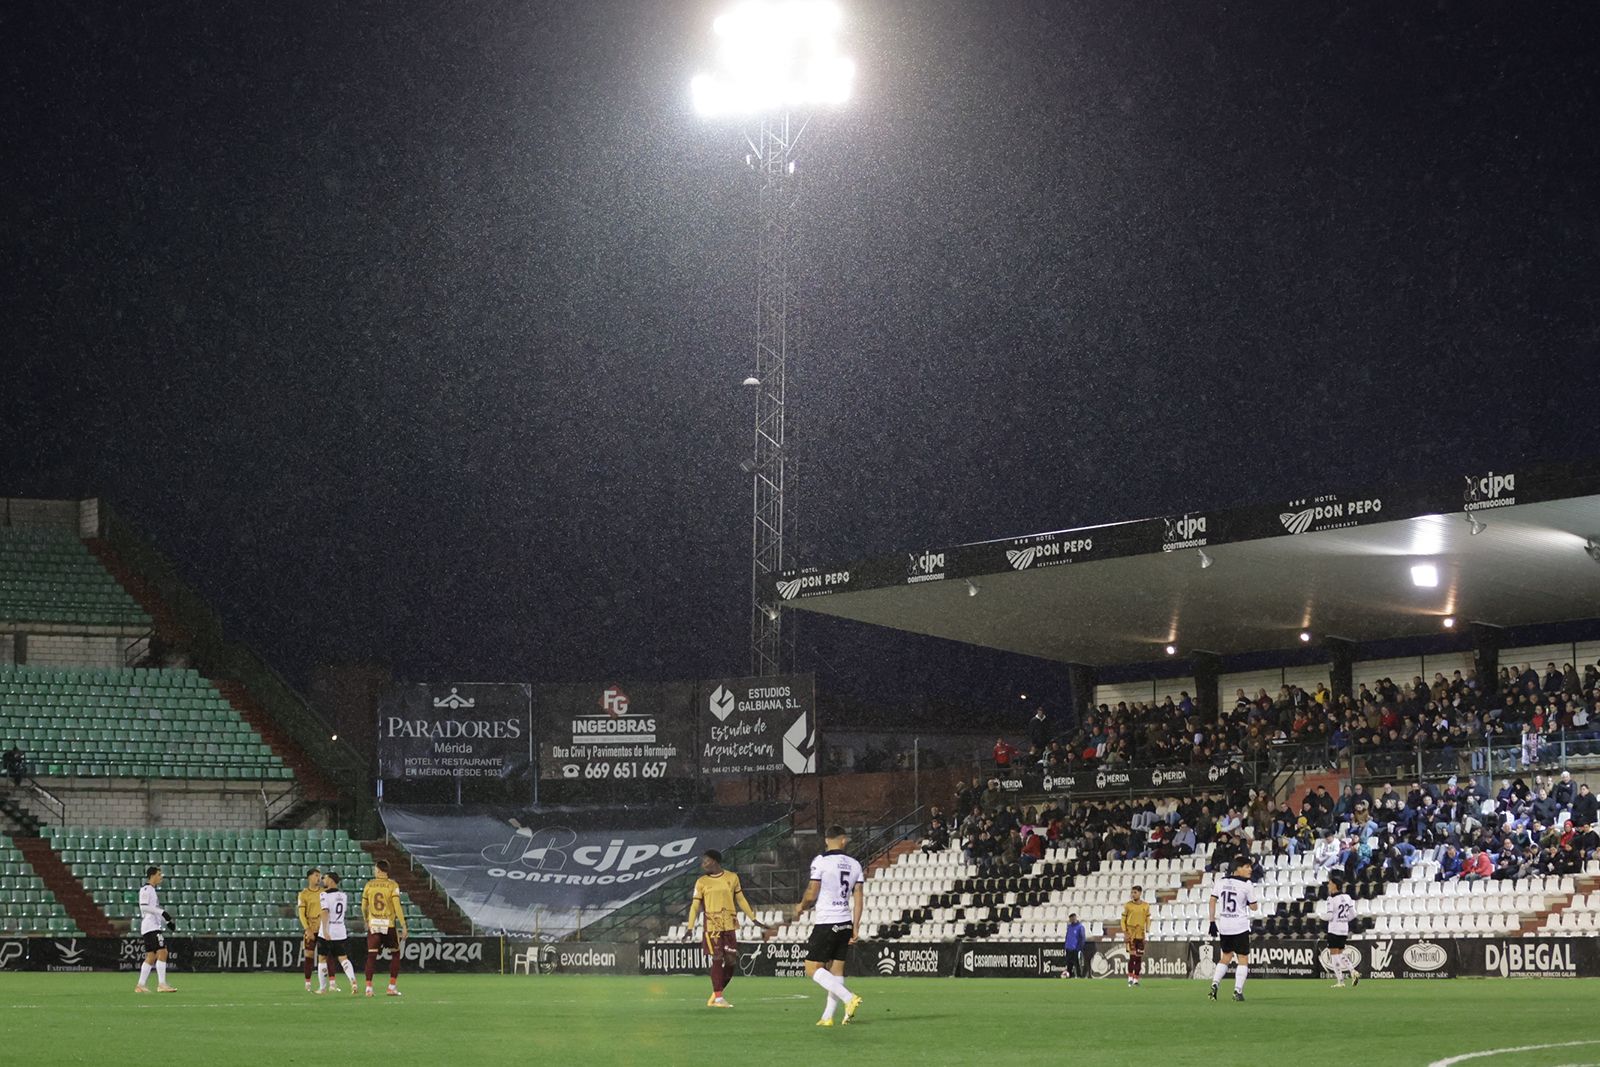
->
<box><xmin>1164</xmin><ymin>644</ymin><xmax>1177</xmax><ymax>656</ymax></box>
<box><xmin>690</xmin><ymin>0</ymin><xmax>855</xmax><ymax>118</ymax></box>
<box><xmin>1299</xmin><ymin>631</ymin><xmax>1312</xmax><ymax>643</ymax></box>
<box><xmin>1410</xmin><ymin>563</ymin><xmax>1439</xmax><ymax>588</ymax></box>
<box><xmin>1442</xmin><ymin>616</ymin><xmax>1456</xmax><ymax>629</ymax></box>
<box><xmin>1197</xmin><ymin>549</ymin><xmax>1213</xmax><ymax>570</ymax></box>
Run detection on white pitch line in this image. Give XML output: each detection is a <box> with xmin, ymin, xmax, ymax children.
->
<box><xmin>1428</xmin><ymin>1040</ymin><xmax>1600</xmax><ymax>1067</ymax></box>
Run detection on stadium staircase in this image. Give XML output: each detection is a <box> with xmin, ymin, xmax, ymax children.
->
<box><xmin>12</xmin><ymin>835</ymin><xmax>117</xmax><ymax>937</ymax></box>
<box><xmin>0</xmin><ymin>789</ymin><xmax>43</xmax><ymax>835</ymax></box>
<box><xmin>84</xmin><ymin>537</ymin><xmax>185</xmax><ymax>647</ymax></box>
<box><xmin>362</xmin><ymin>839</ymin><xmax>472</xmax><ymax>936</ymax></box>
<box><xmin>213</xmin><ymin>680</ymin><xmax>338</xmax><ymax>811</ymax></box>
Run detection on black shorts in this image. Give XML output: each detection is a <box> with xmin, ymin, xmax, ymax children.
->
<box><xmin>1218</xmin><ymin>931</ymin><xmax>1251</xmax><ymax>956</ymax></box>
<box><xmin>804</xmin><ymin>922</ymin><xmax>854</xmax><ymax>964</ymax></box>
<box><xmin>1325</xmin><ymin>932</ymin><xmax>1348</xmax><ymax>950</ymax></box>
<box><xmin>317</xmin><ymin>936</ymin><xmax>347</xmax><ymax>958</ymax></box>
<box><xmin>142</xmin><ymin>930</ymin><xmax>166</xmax><ymax>953</ymax></box>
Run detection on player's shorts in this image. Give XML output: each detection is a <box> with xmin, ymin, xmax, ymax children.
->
<box><xmin>142</xmin><ymin>930</ymin><xmax>165</xmax><ymax>953</ymax></box>
<box><xmin>804</xmin><ymin>922</ymin><xmax>854</xmax><ymax>964</ymax></box>
<box><xmin>1218</xmin><ymin>931</ymin><xmax>1251</xmax><ymax>956</ymax></box>
<box><xmin>1325</xmin><ymin>932</ymin><xmax>1348</xmax><ymax>950</ymax></box>
<box><xmin>1125</xmin><ymin>936</ymin><xmax>1146</xmax><ymax>952</ymax></box>
<box><xmin>367</xmin><ymin>928</ymin><xmax>400</xmax><ymax>953</ymax></box>
<box><xmin>317</xmin><ymin>936</ymin><xmax>347</xmax><ymax>958</ymax></box>
<box><xmin>703</xmin><ymin>930</ymin><xmax>738</xmax><ymax>957</ymax></box>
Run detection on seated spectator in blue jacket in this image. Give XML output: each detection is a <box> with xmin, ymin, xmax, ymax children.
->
<box><xmin>1436</xmin><ymin>844</ymin><xmax>1464</xmax><ymax>880</ymax></box>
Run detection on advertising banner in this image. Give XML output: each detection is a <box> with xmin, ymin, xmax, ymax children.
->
<box><xmin>376</xmin><ymin>683</ymin><xmax>533</xmax><ymax>781</ymax></box>
<box><xmin>507</xmin><ymin>940</ymin><xmax>643</xmax><ymax>975</ymax></box>
<box><xmin>699</xmin><ymin>674</ymin><xmax>817</xmax><ymax>776</ymax></box>
<box><xmin>536</xmin><ymin>682</ymin><xmax>696</xmax><ymax>783</ymax></box>
<box><xmin>8</xmin><ymin>936</ymin><xmax>502</xmax><ymax>973</ymax></box>
<box><xmin>1039</xmin><ymin>763</ymin><xmax>1235</xmax><ymax>796</ymax></box>
<box><xmin>379</xmin><ymin>803</ymin><xmax>784</xmax><ymax>939</ymax></box>
<box><xmin>1464</xmin><ymin>937</ymin><xmax>1598</xmax><ymax>979</ymax></box>
<box><xmin>1346</xmin><ymin>937</ymin><xmax>1455</xmax><ymax>979</ymax></box>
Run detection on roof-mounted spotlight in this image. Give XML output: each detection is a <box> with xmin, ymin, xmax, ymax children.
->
<box><xmin>762</xmin><ymin>604</ymin><xmax>779</xmax><ymax>621</ymax></box>
<box><xmin>742</xmin><ymin>376</ymin><xmax>761</xmax><ymax>387</ymax></box>
<box><xmin>1164</xmin><ymin>644</ymin><xmax>1177</xmax><ymax>656</ymax></box>
<box><xmin>1467</xmin><ymin>515</ymin><xmax>1485</xmax><ymax>536</ymax></box>
<box><xmin>1442</xmin><ymin>616</ymin><xmax>1457</xmax><ymax>629</ymax></box>
<box><xmin>1299</xmin><ymin>631</ymin><xmax>1312</xmax><ymax>643</ymax></box>
<box><xmin>1586</xmin><ymin>540</ymin><xmax>1600</xmax><ymax>565</ymax></box>
<box><xmin>1197</xmin><ymin>549</ymin><xmax>1213</xmax><ymax>570</ymax></box>
<box><xmin>1410</xmin><ymin>563</ymin><xmax>1439</xmax><ymax>588</ymax></box>
<box><xmin>965</xmin><ymin>579</ymin><xmax>978</xmax><ymax>598</ymax></box>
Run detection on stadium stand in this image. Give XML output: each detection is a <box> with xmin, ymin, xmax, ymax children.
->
<box><xmin>0</xmin><ymin>834</ymin><xmax>81</xmax><ymax>936</ymax></box>
<box><xmin>0</xmin><ymin>525</ymin><xmax>149</xmax><ymax>628</ymax></box>
<box><xmin>45</xmin><ymin>826</ymin><xmax>440</xmax><ymax>937</ymax></box>
<box><xmin>0</xmin><ymin>665</ymin><xmax>289</xmax><ymax>780</ymax></box>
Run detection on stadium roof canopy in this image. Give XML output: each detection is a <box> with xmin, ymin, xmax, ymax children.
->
<box><xmin>770</xmin><ymin>459</ymin><xmax>1600</xmax><ymax>666</ymax></box>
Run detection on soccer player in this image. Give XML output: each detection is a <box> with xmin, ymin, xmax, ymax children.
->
<box><xmin>794</xmin><ymin>825</ymin><xmax>864</xmax><ymax>1027</ymax></box>
<box><xmin>314</xmin><ymin>871</ymin><xmax>360</xmax><ymax>995</ymax></box>
<box><xmin>135</xmin><ymin>865</ymin><xmax>177</xmax><ymax>993</ymax></box>
<box><xmin>1324</xmin><ymin>877</ymin><xmax>1359</xmax><ymax>988</ymax></box>
<box><xmin>361</xmin><ymin>859</ymin><xmax>409</xmax><ymax>997</ymax></box>
<box><xmin>1121</xmin><ymin>884</ymin><xmax>1151</xmax><ymax>986</ymax></box>
<box><xmin>686</xmin><ymin>849</ymin><xmax>772</xmax><ymax>1008</ymax></box>
<box><xmin>297</xmin><ymin>868</ymin><xmax>323</xmax><ymax>991</ymax></box>
<box><xmin>1208</xmin><ymin>855</ymin><xmax>1259</xmax><ymax>1002</ymax></box>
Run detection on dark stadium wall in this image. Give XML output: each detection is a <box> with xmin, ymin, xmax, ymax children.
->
<box><xmin>715</xmin><ymin>766</ymin><xmax>969</xmax><ymax>830</ymax></box>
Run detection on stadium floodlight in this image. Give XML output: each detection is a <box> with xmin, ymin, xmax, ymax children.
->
<box><xmin>1467</xmin><ymin>515</ymin><xmax>1485</xmax><ymax>536</ymax></box>
<box><xmin>965</xmin><ymin>579</ymin><xmax>978</xmax><ymax>597</ymax></box>
<box><xmin>690</xmin><ymin>0</ymin><xmax>854</xmax><ymax>118</ymax></box>
<box><xmin>1586</xmin><ymin>539</ymin><xmax>1600</xmax><ymax>565</ymax></box>
<box><xmin>1197</xmin><ymin>549</ymin><xmax>1213</xmax><ymax>570</ymax></box>
<box><xmin>742</xmin><ymin>376</ymin><xmax>761</xmax><ymax>387</ymax></box>
<box><xmin>1164</xmin><ymin>644</ymin><xmax>1177</xmax><ymax>656</ymax></box>
<box><xmin>1410</xmin><ymin>563</ymin><xmax>1439</xmax><ymax>588</ymax></box>
<box><xmin>1299</xmin><ymin>631</ymin><xmax>1312</xmax><ymax>643</ymax></box>
<box><xmin>1442</xmin><ymin>616</ymin><xmax>1456</xmax><ymax>629</ymax></box>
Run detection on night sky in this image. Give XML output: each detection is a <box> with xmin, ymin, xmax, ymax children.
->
<box><xmin>5</xmin><ymin>2</ymin><xmax>1597</xmax><ymax>721</ymax></box>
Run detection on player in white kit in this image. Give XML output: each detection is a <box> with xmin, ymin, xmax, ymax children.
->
<box><xmin>315</xmin><ymin>871</ymin><xmax>360</xmax><ymax>996</ymax></box>
<box><xmin>1323</xmin><ymin>877</ymin><xmax>1359</xmax><ymax>988</ymax></box>
<box><xmin>135</xmin><ymin>865</ymin><xmax>177</xmax><ymax>993</ymax></box>
<box><xmin>1208</xmin><ymin>855</ymin><xmax>1259</xmax><ymax>1002</ymax></box>
<box><xmin>794</xmin><ymin>825</ymin><xmax>865</xmax><ymax>1027</ymax></box>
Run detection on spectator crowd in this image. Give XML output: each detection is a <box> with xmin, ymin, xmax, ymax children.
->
<box><xmin>1000</xmin><ymin>660</ymin><xmax>1600</xmax><ymax>780</ymax></box>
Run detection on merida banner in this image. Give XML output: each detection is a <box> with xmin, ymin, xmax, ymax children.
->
<box><xmin>379</xmin><ymin>803</ymin><xmax>784</xmax><ymax>939</ymax></box>
<box><xmin>377</xmin><ymin>683</ymin><xmax>533</xmax><ymax>782</ymax></box>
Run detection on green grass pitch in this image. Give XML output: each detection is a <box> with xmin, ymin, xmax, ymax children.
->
<box><xmin>3</xmin><ymin>974</ymin><xmax>1598</xmax><ymax>1066</ymax></box>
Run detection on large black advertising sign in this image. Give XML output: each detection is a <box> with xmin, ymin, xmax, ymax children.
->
<box><xmin>699</xmin><ymin>674</ymin><xmax>817</xmax><ymax>776</ymax></box>
<box><xmin>379</xmin><ymin>803</ymin><xmax>784</xmax><ymax>940</ymax></box>
<box><xmin>377</xmin><ymin>683</ymin><xmax>532</xmax><ymax>781</ymax></box>
<box><xmin>536</xmin><ymin>682</ymin><xmax>697</xmax><ymax>783</ymax></box>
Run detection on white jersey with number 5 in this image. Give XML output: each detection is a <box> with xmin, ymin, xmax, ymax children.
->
<box><xmin>808</xmin><ymin>850</ymin><xmax>864</xmax><ymax>924</ymax></box>
<box><xmin>1325</xmin><ymin>892</ymin><xmax>1356</xmax><ymax>935</ymax></box>
<box><xmin>1209</xmin><ymin>875</ymin><xmax>1259</xmax><ymax>936</ymax></box>
<box><xmin>319</xmin><ymin>890</ymin><xmax>349</xmax><ymax>940</ymax></box>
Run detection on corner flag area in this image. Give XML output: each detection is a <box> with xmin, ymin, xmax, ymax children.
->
<box><xmin>4</xmin><ymin>974</ymin><xmax>1596</xmax><ymax>1066</ymax></box>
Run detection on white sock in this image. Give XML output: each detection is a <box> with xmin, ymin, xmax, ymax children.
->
<box><xmin>317</xmin><ymin>961</ymin><xmax>328</xmax><ymax>991</ymax></box>
<box><xmin>821</xmin><ymin>993</ymin><xmax>839</xmax><ymax>1021</ymax></box>
<box><xmin>341</xmin><ymin>959</ymin><xmax>357</xmax><ymax>985</ymax></box>
<box><xmin>1234</xmin><ymin>964</ymin><xmax>1248</xmax><ymax>992</ymax></box>
<box><xmin>811</xmin><ymin>969</ymin><xmax>855</xmax><ymax>1002</ymax></box>
<box><xmin>138</xmin><ymin>962</ymin><xmax>152</xmax><ymax>988</ymax></box>
<box><xmin>1212</xmin><ymin>961</ymin><xmax>1228</xmax><ymax>985</ymax></box>
<box><xmin>156</xmin><ymin>961</ymin><xmax>167</xmax><ymax>986</ymax></box>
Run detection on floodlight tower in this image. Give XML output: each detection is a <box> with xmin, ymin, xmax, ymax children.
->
<box><xmin>692</xmin><ymin>1</ymin><xmax>854</xmax><ymax>677</ymax></box>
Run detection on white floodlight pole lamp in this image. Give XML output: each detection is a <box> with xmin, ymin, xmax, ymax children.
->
<box><xmin>692</xmin><ymin>1</ymin><xmax>854</xmax><ymax>678</ymax></box>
